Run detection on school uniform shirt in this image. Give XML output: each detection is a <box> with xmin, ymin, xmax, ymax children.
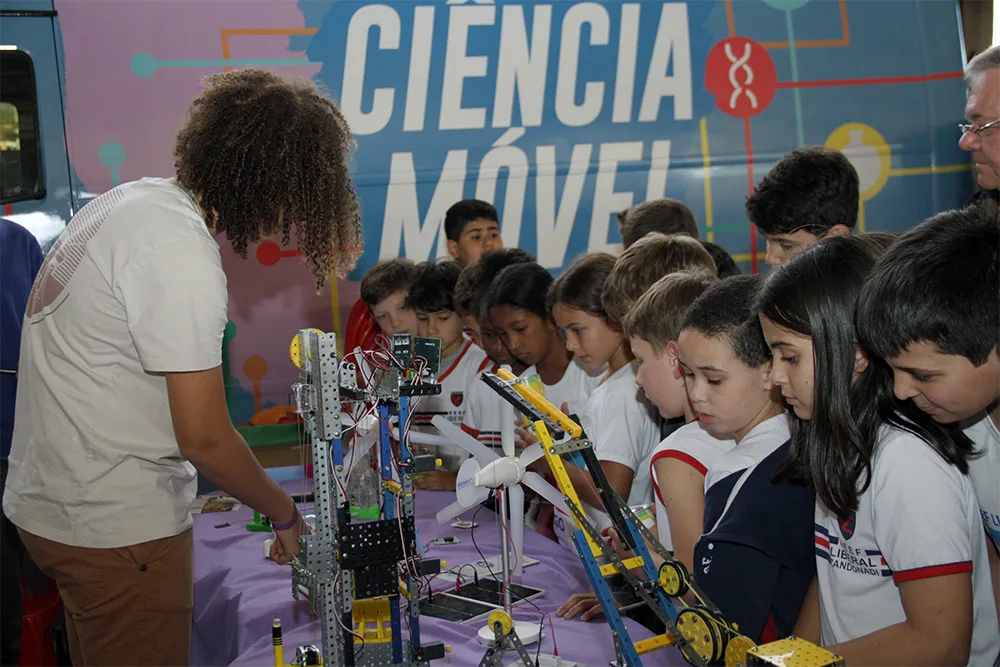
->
<box><xmin>649</xmin><ymin>420</ymin><xmax>736</xmax><ymax>551</ymax></box>
<box><xmin>814</xmin><ymin>425</ymin><xmax>1000</xmax><ymax>666</ymax></box>
<box><xmin>694</xmin><ymin>416</ymin><xmax>814</xmax><ymax>643</ymax></box>
<box><xmin>553</xmin><ymin>363</ymin><xmax>660</xmax><ymax>550</ymax></box>
<box><xmin>460</xmin><ymin>359</ymin><xmax>504</xmax><ymax>452</ymax></box>
<box><xmin>704</xmin><ymin>413</ymin><xmax>790</xmax><ymax>491</ymax></box>
<box><xmin>410</xmin><ymin>338</ymin><xmax>488</xmax><ymax>471</ymax></box>
<box><xmin>3</xmin><ymin>178</ymin><xmax>227</xmax><ymax>549</ymax></box>
<box><xmin>963</xmin><ymin>413</ymin><xmax>1000</xmax><ymax>551</ymax></box>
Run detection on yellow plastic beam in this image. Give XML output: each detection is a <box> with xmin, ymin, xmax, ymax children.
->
<box><xmin>496</xmin><ymin>368</ymin><xmax>583</xmax><ymax>438</ymax></box>
<box><xmin>534</xmin><ymin>421</ymin><xmax>600</xmax><ymax>555</ymax></box>
<box><xmin>635</xmin><ymin>634</ymin><xmax>676</xmax><ymax>654</ymax></box>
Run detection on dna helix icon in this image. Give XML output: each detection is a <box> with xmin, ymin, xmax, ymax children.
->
<box><xmin>705</xmin><ymin>36</ymin><xmax>777</xmax><ymax>119</ymax></box>
<box><xmin>725</xmin><ymin>42</ymin><xmax>758</xmax><ymax>111</ymax></box>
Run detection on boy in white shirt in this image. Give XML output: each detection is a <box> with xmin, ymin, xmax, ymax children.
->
<box><xmin>856</xmin><ymin>202</ymin><xmax>1000</xmax><ymax>628</ymax></box>
<box><xmin>601</xmin><ymin>232</ymin><xmax>717</xmax><ymax>440</ymax></box>
<box><xmin>622</xmin><ymin>272</ymin><xmax>735</xmax><ymax>567</ymax></box>
<box><xmin>405</xmin><ymin>261</ymin><xmax>488</xmax><ymax>489</ymax></box>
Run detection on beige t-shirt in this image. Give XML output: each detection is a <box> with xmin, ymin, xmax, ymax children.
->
<box><xmin>3</xmin><ymin>178</ymin><xmax>228</xmax><ymax>548</ymax></box>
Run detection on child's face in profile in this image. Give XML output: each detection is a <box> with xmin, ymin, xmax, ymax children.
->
<box><xmin>416</xmin><ymin>310</ymin><xmax>464</xmax><ymax>357</ymax></box>
<box><xmin>372</xmin><ymin>290</ymin><xmax>417</xmax><ymax>336</ymax></box>
<box><xmin>676</xmin><ymin>328</ymin><xmax>774</xmax><ymax>441</ymax></box>
<box><xmin>631</xmin><ymin>337</ymin><xmax>688</xmax><ymax>419</ymax></box>
<box><xmin>488</xmin><ymin>305</ymin><xmax>555</xmax><ymax>368</ymax></box>
<box><xmin>884</xmin><ymin>341</ymin><xmax>1000</xmax><ymax>424</ymax></box>
<box><xmin>478</xmin><ymin>311</ymin><xmax>517</xmax><ymax>368</ymax></box>
<box><xmin>759</xmin><ymin>315</ymin><xmax>816</xmax><ymax>420</ymax></box>
<box><xmin>551</xmin><ymin>303</ymin><xmax>620</xmax><ymax>372</ymax></box>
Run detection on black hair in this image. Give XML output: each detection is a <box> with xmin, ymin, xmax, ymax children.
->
<box><xmin>405</xmin><ymin>260</ymin><xmax>462</xmax><ymax>314</ymax></box>
<box><xmin>485</xmin><ymin>262</ymin><xmax>553</xmax><ymax>320</ymax></box>
<box><xmin>360</xmin><ymin>258</ymin><xmax>415</xmax><ymax>307</ymax></box>
<box><xmin>700</xmin><ymin>241</ymin><xmax>741</xmax><ymax>278</ymax></box>
<box><xmin>453</xmin><ymin>248</ymin><xmax>534</xmax><ymax>316</ymax></box>
<box><xmin>745</xmin><ymin>146</ymin><xmax>859</xmax><ymax>236</ymax></box>
<box><xmin>546</xmin><ymin>253</ymin><xmax>617</xmax><ymax>321</ymax></box>
<box><xmin>758</xmin><ymin>236</ymin><xmax>975</xmax><ymax>517</ymax></box>
<box><xmin>857</xmin><ymin>203</ymin><xmax>1000</xmax><ymax>366</ymax></box>
<box><xmin>444</xmin><ymin>199</ymin><xmax>499</xmax><ymax>242</ymax></box>
<box><xmin>681</xmin><ymin>274</ymin><xmax>770</xmax><ymax>368</ymax></box>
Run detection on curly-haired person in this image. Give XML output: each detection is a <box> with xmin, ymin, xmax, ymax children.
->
<box><xmin>2</xmin><ymin>69</ymin><xmax>363</xmax><ymax>667</ymax></box>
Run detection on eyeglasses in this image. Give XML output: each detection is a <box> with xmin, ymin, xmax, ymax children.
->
<box><xmin>959</xmin><ymin>118</ymin><xmax>1000</xmax><ymax>135</ymax></box>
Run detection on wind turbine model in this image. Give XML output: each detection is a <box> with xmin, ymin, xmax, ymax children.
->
<box><xmin>430</xmin><ymin>399</ymin><xmax>569</xmax><ymax>647</ymax></box>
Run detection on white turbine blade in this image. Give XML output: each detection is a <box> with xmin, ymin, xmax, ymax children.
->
<box><xmin>436</xmin><ymin>499</ymin><xmax>471</xmax><ymax>524</ymax></box>
<box><xmin>522</xmin><ymin>471</ymin><xmax>571</xmax><ymax>516</ymax></box>
<box><xmin>517</xmin><ymin>443</ymin><xmax>543</xmax><ymax>468</ymax></box>
<box><xmin>499</xmin><ymin>398</ymin><xmax>515</xmax><ymax>458</ymax></box>
<box><xmin>508</xmin><ymin>484</ymin><xmax>525</xmax><ymax>578</ymax></box>
<box><xmin>430</xmin><ymin>415</ymin><xmax>497</xmax><ymax>464</ymax></box>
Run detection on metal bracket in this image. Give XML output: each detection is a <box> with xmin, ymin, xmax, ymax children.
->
<box><xmin>548</xmin><ymin>438</ymin><xmax>591</xmax><ymax>455</ymax></box>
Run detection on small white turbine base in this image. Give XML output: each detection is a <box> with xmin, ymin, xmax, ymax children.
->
<box><xmin>477</xmin><ymin>620</ymin><xmax>542</xmax><ymax>647</ymax></box>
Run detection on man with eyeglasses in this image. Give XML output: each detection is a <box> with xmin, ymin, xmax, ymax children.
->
<box><xmin>961</xmin><ymin>45</ymin><xmax>1000</xmax><ymax>207</ymax></box>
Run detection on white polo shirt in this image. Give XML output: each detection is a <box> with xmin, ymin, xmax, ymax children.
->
<box><xmin>553</xmin><ymin>362</ymin><xmax>660</xmax><ymax>550</ymax></box>
<box><xmin>3</xmin><ymin>178</ymin><xmax>228</xmax><ymax>549</ymax></box>
<box><xmin>704</xmin><ymin>413</ymin><xmax>789</xmax><ymax>491</ymax></box>
<box><xmin>814</xmin><ymin>425</ymin><xmax>1000</xmax><ymax>665</ymax></box>
<box><xmin>963</xmin><ymin>413</ymin><xmax>1000</xmax><ymax>551</ymax></box>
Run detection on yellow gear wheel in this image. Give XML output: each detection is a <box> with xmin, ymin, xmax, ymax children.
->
<box><xmin>676</xmin><ymin>607</ymin><xmax>725</xmax><ymax>665</ymax></box>
<box><xmin>486</xmin><ymin>610</ymin><xmax>513</xmax><ymax>636</ymax></box>
<box><xmin>289</xmin><ymin>329</ymin><xmax>325</xmax><ymax>369</ymax></box>
<box><xmin>658</xmin><ymin>560</ymin><xmax>690</xmax><ymax>598</ymax></box>
<box><xmin>725</xmin><ymin>634</ymin><xmax>757</xmax><ymax>667</ymax></box>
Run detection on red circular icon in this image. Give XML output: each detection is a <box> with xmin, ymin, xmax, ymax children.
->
<box><xmin>256</xmin><ymin>241</ymin><xmax>282</xmax><ymax>266</ymax></box>
<box><xmin>255</xmin><ymin>241</ymin><xmax>302</xmax><ymax>267</ymax></box>
<box><xmin>705</xmin><ymin>37</ymin><xmax>777</xmax><ymax>118</ymax></box>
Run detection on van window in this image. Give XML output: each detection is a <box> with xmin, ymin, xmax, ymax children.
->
<box><xmin>0</xmin><ymin>51</ymin><xmax>43</xmax><ymax>204</ymax></box>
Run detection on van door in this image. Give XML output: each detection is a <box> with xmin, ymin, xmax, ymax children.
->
<box><xmin>0</xmin><ymin>1</ymin><xmax>73</xmax><ymax>252</ymax></box>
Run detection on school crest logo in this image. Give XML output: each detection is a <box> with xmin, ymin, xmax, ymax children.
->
<box><xmin>450</xmin><ymin>392</ymin><xmax>464</xmax><ymax>407</ymax></box>
<box><xmin>839</xmin><ymin>511</ymin><xmax>857</xmax><ymax>540</ymax></box>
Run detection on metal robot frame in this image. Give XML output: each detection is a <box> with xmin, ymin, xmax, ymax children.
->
<box><xmin>287</xmin><ymin>329</ymin><xmax>447</xmax><ymax>667</ymax></box>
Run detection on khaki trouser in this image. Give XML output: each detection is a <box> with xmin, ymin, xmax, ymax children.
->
<box><xmin>18</xmin><ymin>528</ymin><xmax>193</xmax><ymax>667</ymax></box>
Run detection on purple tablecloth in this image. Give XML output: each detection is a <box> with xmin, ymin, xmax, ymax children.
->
<box><xmin>192</xmin><ymin>484</ymin><xmax>681</xmax><ymax>666</ymax></box>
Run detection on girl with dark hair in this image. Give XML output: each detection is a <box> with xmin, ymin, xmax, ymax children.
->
<box><xmin>545</xmin><ymin>253</ymin><xmax>659</xmax><ymax>552</ymax></box>
<box><xmin>485</xmin><ymin>262</ymin><xmax>601</xmax><ymax>542</ymax></box>
<box><xmin>757</xmin><ymin>235</ymin><xmax>998</xmax><ymax>666</ymax></box>
<box><xmin>485</xmin><ymin>262</ymin><xmax>600</xmax><ymax>416</ymax></box>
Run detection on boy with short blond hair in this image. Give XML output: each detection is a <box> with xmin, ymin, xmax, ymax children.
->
<box><xmin>602</xmin><ymin>232</ymin><xmax>716</xmax><ymax>323</ymax></box>
<box><xmin>623</xmin><ymin>272</ymin><xmax>730</xmax><ymax>570</ymax></box>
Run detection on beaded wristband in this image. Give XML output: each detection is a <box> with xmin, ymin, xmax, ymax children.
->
<box><xmin>271</xmin><ymin>505</ymin><xmax>300</xmax><ymax>531</ymax></box>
